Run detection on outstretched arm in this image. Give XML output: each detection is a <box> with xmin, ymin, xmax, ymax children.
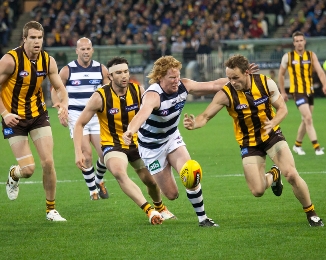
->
<box><xmin>183</xmin><ymin>90</ymin><xmax>228</xmax><ymax>130</ymax></box>
<box><xmin>122</xmin><ymin>91</ymin><xmax>160</xmax><ymax>145</ymax></box>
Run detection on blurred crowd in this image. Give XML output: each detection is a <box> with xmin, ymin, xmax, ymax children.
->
<box><xmin>0</xmin><ymin>0</ymin><xmax>22</xmax><ymax>53</ymax></box>
<box><xmin>2</xmin><ymin>0</ymin><xmax>324</xmax><ymax>63</ymax></box>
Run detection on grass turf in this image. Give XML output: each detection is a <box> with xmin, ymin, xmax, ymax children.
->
<box><xmin>0</xmin><ymin>98</ymin><xmax>325</xmax><ymax>260</ymax></box>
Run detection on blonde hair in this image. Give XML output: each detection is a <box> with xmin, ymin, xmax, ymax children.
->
<box><xmin>147</xmin><ymin>56</ymin><xmax>182</xmax><ymax>84</ymax></box>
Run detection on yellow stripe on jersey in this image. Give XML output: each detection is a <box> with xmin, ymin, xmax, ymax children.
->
<box><xmin>96</xmin><ymin>82</ymin><xmax>141</xmax><ymax>149</ymax></box>
<box><xmin>1</xmin><ymin>45</ymin><xmax>49</xmax><ymax>119</ymax></box>
<box><xmin>222</xmin><ymin>74</ymin><xmax>279</xmax><ymax>147</ymax></box>
<box><xmin>287</xmin><ymin>50</ymin><xmax>313</xmax><ymax>94</ymax></box>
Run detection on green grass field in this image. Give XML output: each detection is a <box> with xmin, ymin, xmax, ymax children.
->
<box><xmin>1</xmin><ymin>99</ymin><xmax>325</xmax><ymax>260</ymax></box>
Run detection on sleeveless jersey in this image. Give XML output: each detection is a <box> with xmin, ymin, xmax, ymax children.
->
<box><xmin>287</xmin><ymin>50</ymin><xmax>313</xmax><ymax>94</ymax></box>
<box><xmin>66</xmin><ymin>60</ymin><xmax>103</xmax><ymax>112</ymax></box>
<box><xmin>1</xmin><ymin>45</ymin><xmax>49</xmax><ymax>119</ymax></box>
<box><xmin>96</xmin><ymin>82</ymin><xmax>141</xmax><ymax>149</ymax></box>
<box><xmin>222</xmin><ymin>74</ymin><xmax>279</xmax><ymax>147</ymax></box>
<box><xmin>138</xmin><ymin>82</ymin><xmax>188</xmax><ymax>149</ymax></box>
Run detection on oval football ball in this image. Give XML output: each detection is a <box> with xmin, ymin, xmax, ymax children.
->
<box><xmin>180</xmin><ymin>160</ymin><xmax>202</xmax><ymax>189</ymax></box>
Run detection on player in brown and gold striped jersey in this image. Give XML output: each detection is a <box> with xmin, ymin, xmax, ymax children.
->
<box><xmin>184</xmin><ymin>54</ymin><xmax>323</xmax><ymax>227</ymax></box>
<box><xmin>278</xmin><ymin>31</ymin><xmax>326</xmax><ymax>155</ymax></box>
<box><xmin>73</xmin><ymin>57</ymin><xmax>175</xmax><ymax>225</ymax></box>
<box><xmin>0</xmin><ymin>21</ymin><xmax>68</xmax><ymax>221</ymax></box>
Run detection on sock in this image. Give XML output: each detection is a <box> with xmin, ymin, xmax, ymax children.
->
<box><xmin>267</xmin><ymin>166</ymin><xmax>279</xmax><ymax>182</ymax></box>
<box><xmin>46</xmin><ymin>199</ymin><xmax>55</xmax><ymax>214</ymax></box>
<box><xmin>82</xmin><ymin>166</ymin><xmax>97</xmax><ymax>195</ymax></box>
<box><xmin>141</xmin><ymin>202</ymin><xmax>154</xmax><ymax>216</ymax></box>
<box><xmin>10</xmin><ymin>165</ymin><xmax>22</xmax><ymax>181</ymax></box>
<box><xmin>294</xmin><ymin>140</ymin><xmax>302</xmax><ymax>147</ymax></box>
<box><xmin>311</xmin><ymin>140</ymin><xmax>320</xmax><ymax>150</ymax></box>
<box><xmin>303</xmin><ymin>204</ymin><xmax>317</xmax><ymax>218</ymax></box>
<box><xmin>186</xmin><ymin>184</ymin><xmax>207</xmax><ymax>222</ymax></box>
<box><xmin>95</xmin><ymin>159</ymin><xmax>106</xmax><ymax>184</ymax></box>
<box><xmin>153</xmin><ymin>200</ymin><xmax>165</xmax><ymax>212</ymax></box>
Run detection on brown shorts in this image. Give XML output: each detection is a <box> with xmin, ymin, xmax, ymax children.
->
<box><xmin>2</xmin><ymin>111</ymin><xmax>50</xmax><ymax>139</ymax></box>
<box><xmin>292</xmin><ymin>93</ymin><xmax>314</xmax><ymax>107</ymax></box>
<box><xmin>102</xmin><ymin>146</ymin><xmax>141</xmax><ymax>163</ymax></box>
<box><xmin>240</xmin><ymin>129</ymin><xmax>286</xmax><ymax>159</ymax></box>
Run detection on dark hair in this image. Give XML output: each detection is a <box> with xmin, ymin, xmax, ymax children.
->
<box><xmin>107</xmin><ymin>57</ymin><xmax>129</xmax><ymax>69</ymax></box>
<box><xmin>224</xmin><ymin>54</ymin><xmax>249</xmax><ymax>74</ymax></box>
<box><xmin>23</xmin><ymin>21</ymin><xmax>44</xmax><ymax>38</ymax></box>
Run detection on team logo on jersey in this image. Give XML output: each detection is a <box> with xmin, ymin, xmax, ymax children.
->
<box><xmin>71</xmin><ymin>80</ymin><xmax>81</xmax><ymax>85</ymax></box>
<box><xmin>236</xmin><ymin>104</ymin><xmax>248</xmax><ymax>110</ymax></box>
<box><xmin>19</xmin><ymin>71</ymin><xmax>29</xmax><ymax>77</ymax></box>
<box><xmin>241</xmin><ymin>147</ymin><xmax>249</xmax><ymax>156</ymax></box>
<box><xmin>109</xmin><ymin>108</ymin><xmax>119</xmax><ymax>114</ymax></box>
<box><xmin>3</xmin><ymin>128</ymin><xmax>14</xmax><ymax>136</ymax></box>
<box><xmin>174</xmin><ymin>101</ymin><xmax>185</xmax><ymax>110</ymax></box>
<box><xmin>125</xmin><ymin>104</ymin><xmax>139</xmax><ymax>112</ymax></box>
<box><xmin>292</xmin><ymin>61</ymin><xmax>298</xmax><ymax>65</ymax></box>
<box><xmin>89</xmin><ymin>80</ymin><xmax>101</xmax><ymax>84</ymax></box>
<box><xmin>302</xmin><ymin>60</ymin><xmax>311</xmax><ymax>64</ymax></box>
<box><xmin>253</xmin><ymin>96</ymin><xmax>269</xmax><ymax>106</ymax></box>
<box><xmin>295</xmin><ymin>98</ymin><xmax>305</xmax><ymax>106</ymax></box>
<box><xmin>103</xmin><ymin>146</ymin><xmax>113</xmax><ymax>154</ymax></box>
<box><xmin>160</xmin><ymin>109</ymin><xmax>169</xmax><ymax>116</ymax></box>
<box><xmin>36</xmin><ymin>71</ymin><xmax>47</xmax><ymax>76</ymax></box>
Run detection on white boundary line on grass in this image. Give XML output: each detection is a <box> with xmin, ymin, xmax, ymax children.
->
<box><xmin>0</xmin><ymin>171</ymin><xmax>325</xmax><ymax>185</ymax></box>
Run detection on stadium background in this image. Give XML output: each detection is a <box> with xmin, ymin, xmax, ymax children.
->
<box><xmin>1</xmin><ymin>0</ymin><xmax>326</xmax><ymax>100</ymax></box>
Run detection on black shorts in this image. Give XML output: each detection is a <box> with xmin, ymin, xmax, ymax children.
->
<box><xmin>102</xmin><ymin>146</ymin><xmax>141</xmax><ymax>163</ymax></box>
<box><xmin>240</xmin><ymin>129</ymin><xmax>286</xmax><ymax>159</ymax></box>
<box><xmin>2</xmin><ymin>111</ymin><xmax>50</xmax><ymax>139</ymax></box>
<box><xmin>292</xmin><ymin>93</ymin><xmax>314</xmax><ymax>107</ymax></box>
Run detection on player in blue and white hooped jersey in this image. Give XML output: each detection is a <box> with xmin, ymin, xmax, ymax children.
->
<box><xmin>51</xmin><ymin>37</ymin><xmax>110</xmax><ymax>200</ymax></box>
<box><xmin>123</xmin><ymin>56</ymin><xmax>259</xmax><ymax>227</ymax></box>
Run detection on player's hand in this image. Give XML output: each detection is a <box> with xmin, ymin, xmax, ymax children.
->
<box><xmin>183</xmin><ymin>113</ymin><xmax>196</xmax><ymax>130</ymax></box>
<box><xmin>53</xmin><ymin>103</ymin><xmax>68</xmax><ymax>127</ymax></box>
<box><xmin>322</xmin><ymin>85</ymin><xmax>326</xmax><ymax>95</ymax></box>
<box><xmin>248</xmin><ymin>63</ymin><xmax>259</xmax><ymax>74</ymax></box>
<box><xmin>281</xmin><ymin>92</ymin><xmax>288</xmax><ymax>102</ymax></box>
<box><xmin>75</xmin><ymin>152</ymin><xmax>87</xmax><ymax>170</ymax></box>
<box><xmin>122</xmin><ymin>130</ymin><xmax>133</xmax><ymax>145</ymax></box>
<box><xmin>263</xmin><ymin>118</ymin><xmax>274</xmax><ymax>136</ymax></box>
<box><xmin>3</xmin><ymin>113</ymin><xmax>21</xmax><ymax>127</ymax></box>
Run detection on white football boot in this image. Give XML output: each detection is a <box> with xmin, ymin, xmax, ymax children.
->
<box><xmin>46</xmin><ymin>210</ymin><xmax>67</xmax><ymax>221</ymax></box>
<box><xmin>6</xmin><ymin>165</ymin><xmax>20</xmax><ymax>200</ymax></box>
<box><xmin>293</xmin><ymin>145</ymin><xmax>306</xmax><ymax>155</ymax></box>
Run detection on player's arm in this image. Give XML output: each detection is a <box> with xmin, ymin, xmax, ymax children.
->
<box><xmin>278</xmin><ymin>53</ymin><xmax>289</xmax><ymax>101</ymax></box>
<box><xmin>122</xmin><ymin>91</ymin><xmax>160</xmax><ymax>145</ymax></box>
<box><xmin>0</xmin><ymin>54</ymin><xmax>21</xmax><ymax>126</ymax></box>
<box><xmin>101</xmin><ymin>64</ymin><xmax>111</xmax><ymax>85</ymax></box>
<box><xmin>263</xmin><ymin>78</ymin><xmax>288</xmax><ymax>135</ymax></box>
<box><xmin>184</xmin><ymin>90</ymin><xmax>228</xmax><ymax>130</ymax></box>
<box><xmin>311</xmin><ymin>52</ymin><xmax>326</xmax><ymax>95</ymax></box>
<box><xmin>74</xmin><ymin>91</ymin><xmax>102</xmax><ymax>170</ymax></box>
<box><xmin>51</xmin><ymin>65</ymin><xmax>68</xmax><ymax>111</ymax></box>
<box><xmin>48</xmin><ymin>56</ymin><xmax>69</xmax><ymax>126</ymax></box>
<box><xmin>182</xmin><ymin>63</ymin><xmax>259</xmax><ymax>95</ymax></box>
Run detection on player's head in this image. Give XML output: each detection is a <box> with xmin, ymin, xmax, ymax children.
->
<box><xmin>76</xmin><ymin>37</ymin><xmax>93</xmax><ymax>64</ymax></box>
<box><xmin>23</xmin><ymin>21</ymin><xmax>44</xmax><ymax>39</ymax></box>
<box><xmin>292</xmin><ymin>31</ymin><xmax>306</xmax><ymax>51</ymax></box>
<box><xmin>225</xmin><ymin>55</ymin><xmax>250</xmax><ymax>91</ymax></box>
<box><xmin>147</xmin><ymin>56</ymin><xmax>182</xmax><ymax>85</ymax></box>
<box><xmin>106</xmin><ymin>57</ymin><xmax>129</xmax><ymax>88</ymax></box>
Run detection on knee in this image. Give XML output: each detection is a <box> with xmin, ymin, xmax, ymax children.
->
<box><xmin>40</xmin><ymin>158</ymin><xmax>54</xmax><ymax>173</ymax></box>
<box><xmin>251</xmin><ymin>188</ymin><xmax>265</xmax><ymax>197</ymax></box>
<box><xmin>21</xmin><ymin>165</ymin><xmax>35</xmax><ymax>178</ymax></box>
<box><xmin>165</xmin><ymin>191</ymin><xmax>179</xmax><ymax>200</ymax></box>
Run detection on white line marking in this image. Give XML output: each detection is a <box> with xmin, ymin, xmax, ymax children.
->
<box><xmin>0</xmin><ymin>171</ymin><xmax>325</xmax><ymax>185</ymax></box>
